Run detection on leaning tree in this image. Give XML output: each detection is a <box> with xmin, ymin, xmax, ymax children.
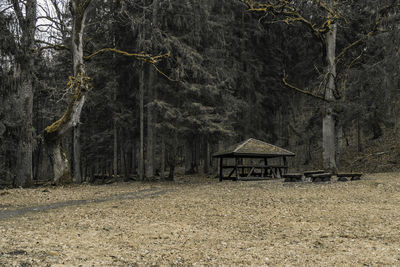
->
<box><xmin>43</xmin><ymin>0</ymin><xmax>167</xmax><ymax>183</ymax></box>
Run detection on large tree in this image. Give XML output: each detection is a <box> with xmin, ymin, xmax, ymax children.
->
<box><xmin>240</xmin><ymin>0</ymin><xmax>399</xmax><ymax>171</ymax></box>
<box><xmin>0</xmin><ymin>0</ymin><xmax>37</xmax><ymax>187</ymax></box>
<box><xmin>44</xmin><ymin>0</ymin><xmax>91</xmax><ymax>183</ymax></box>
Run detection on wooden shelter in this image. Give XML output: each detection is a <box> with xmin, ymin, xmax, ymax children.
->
<box><xmin>212</xmin><ymin>138</ymin><xmax>295</xmax><ymax>181</ymax></box>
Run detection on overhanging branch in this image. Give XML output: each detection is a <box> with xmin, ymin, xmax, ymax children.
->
<box><xmin>282</xmin><ymin>75</ymin><xmax>329</xmax><ymax>102</ymax></box>
<box><xmin>84</xmin><ymin>47</ymin><xmax>170</xmax><ymax>64</ymax></box>
<box><xmin>240</xmin><ymin>0</ymin><xmax>338</xmax><ymax>40</ymax></box>
<box><xmin>335</xmin><ymin>31</ymin><xmax>372</xmax><ymax>62</ymax></box>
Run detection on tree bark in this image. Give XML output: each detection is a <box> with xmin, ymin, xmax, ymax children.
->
<box><xmin>322</xmin><ymin>2</ymin><xmax>337</xmax><ymax>172</ymax></box>
<box><xmin>121</xmin><ymin>138</ymin><xmax>128</xmax><ymax>181</ymax></box>
<box><xmin>145</xmin><ymin>66</ymin><xmax>154</xmax><ymax>180</ymax></box>
<box><xmin>139</xmin><ymin>63</ymin><xmax>145</xmax><ymax>181</ymax></box>
<box><xmin>131</xmin><ymin>140</ymin><xmax>136</xmax><ymax>174</ymax></box>
<box><xmin>12</xmin><ymin>0</ymin><xmax>36</xmax><ymax>187</ymax></box>
<box><xmin>160</xmin><ymin>135</ymin><xmax>165</xmax><ymax>179</ymax></box>
<box><xmin>113</xmin><ymin>102</ymin><xmax>118</xmax><ymax>177</ymax></box>
<box><xmin>167</xmin><ymin>134</ymin><xmax>177</xmax><ymax>181</ymax></box>
<box><xmin>73</xmin><ymin>125</ymin><xmax>81</xmax><ymax>183</ymax></box>
<box><xmin>15</xmin><ymin>69</ymin><xmax>33</xmax><ymax>187</ymax></box>
<box><xmin>357</xmin><ymin>118</ymin><xmax>363</xmax><ymax>152</ymax></box>
<box><xmin>145</xmin><ymin>0</ymin><xmax>160</xmax><ymax>180</ymax></box>
<box><xmin>203</xmin><ymin>138</ymin><xmax>210</xmax><ymax>174</ymax></box>
<box><xmin>194</xmin><ymin>137</ymin><xmax>200</xmax><ymax>173</ymax></box>
<box><xmin>335</xmin><ymin>123</ymin><xmax>343</xmax><ymax>167</ymax></box>
<box><xmin>185</xmin><ymin>138</ymin><xmax>193</xmax><ymax>174</ymax></box>
<box><xmin>44</xmin><ymin>0</ymin><xmax>91</xmax><ymax>184</ymax></box>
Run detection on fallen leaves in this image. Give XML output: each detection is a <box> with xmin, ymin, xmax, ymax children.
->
<box><xmin>0</xmin><ymin>174</ymin><xmax>400</xmax><ymax>265</ymax></box>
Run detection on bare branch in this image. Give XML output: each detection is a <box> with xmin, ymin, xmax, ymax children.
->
<box><xmin>282</xmin><ymin>75</ymin><xmax>329</xmax><ymax>102</ymax></box>
<box><xmin>340</xmin><ymin>52</ymin><xmax>363</xmax><ymax>93</ymax></box>
<box><xmin>0</xmin><ymin>5</ymin><xmax>13</xmax><ymax>14</ymax></box>
<box><xmin>35</xmin><ymin>44</ymin><xmax>69</xmax><ymax>52</ymax></box>
<box><xmin>153</xmin><ymin>64</ymin><xmax>179</xmax><ymax>82</ymax></box>
<box><xmin>312</xmin><ymin>0</ymin><xmax>340</xmax><ymax>20</ymax></box>
<box><xmin>37</xmin><ymin>15</ymin><xmax>64</xmax><ymax>26</ymax></box>
<box><xmin>335</xmin><ymin>31</ymin><xmax>373</xmax><ymax>62</ymax></box>
<box><xmin>11</xmin><ymin>0</ymin><xmax>25</xmax><ymax>25</ymax></box>
<box><xmin>84</xmin><ymin>47</ymin><xmax>170</xmax><ymax>64</ymax></box>
<box><xmin>240</xmin><ymin>0</ymin><xmax>334</xmax><ymax>41</ymax></box>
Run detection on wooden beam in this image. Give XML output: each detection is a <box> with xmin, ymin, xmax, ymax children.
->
<box><xmin>227</xmin><ymin>166</ymin><xmax>236</xmax><ymax>178</ymax></box>
<box><xmin>241</xmin><ymin>158</ymin><xmax>244</xmax><ymax>176</ymax></box>
<box><xmin>247</xmin><ymin>167</ymin><xmax>255</xmax><ymax>178</ymax></box>
<box><xmin>235</xmin><ymin>157</ymin><xmax>239</xmax><ymax>181</ymax></box>
<box><xmin>304</xmin><ymin>170</ymin><xmax>325</xmax><ymax>177</ymax></box>
<box><xmin>271</xmin><ymin>168</ymin><xmax>278</xmax><ymax>179</ymax></box>
<box><xmin>283</xmin><ymin>156</ymin><xmax>288</xmax><ymax>174</ymax></box>
<box><xmin>236</xmin><ymin>164</ymin><xmax>288</xmax><ymax>168</ymax></box>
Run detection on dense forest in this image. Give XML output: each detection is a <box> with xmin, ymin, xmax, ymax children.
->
<box><xmin>1</xmin><ymin>0</ymin><xmax>399</xmax><ymax>187</ymax></box>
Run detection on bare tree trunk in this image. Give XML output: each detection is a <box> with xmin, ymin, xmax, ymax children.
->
<box><xmin>146</xmin><ymin>66</ymin><xmax>154</xmax><ymax>180</ymax></box>
<box><xmin>160</xmin><ymin>135</ymin><xmax>165</xmax><ymax>179</ymax></box>
<box><xmin>167</xmin><ymin>134</ymin><xmax>178</xmax><ymax>181</ymax></box>
<box><xmin>336</xmin><ymin>124</ymin><xmax>343</xmax><ymax>167</ymax></box>
<box><xmin>194</xmin><ymin>137</ymin><xmax>200</xmax><ymax>173</ymax></box>
<box><xmin>322</xmin><ymin>4</ymin><xmax>337</xmax><ymax>172</ymax></box>
<box><xmin>120</xmin><ymin>139</ymin><xmax>128</xmax><ymax>181</ymax></box>
<box><xmin>113</xmin><ymin>106</ymin><xmax>118</xmax><ymax>177</ymax></box>
<box><xmin>15</xmin><ymin>72</ymin><xmax>33</xmax><ymax>187</ymax></box>
<box><xmin>203</xmin><ymin>138</ymin><xmax>210</xmax><ymax>174</ymax></box>
<box><xmin>357</xmin><ymin>119</ymin><xmax>363</xmax><ymax>152</ymax></box>
<box><xmin>131</xmin><ymin>140</ymin><xmax>137</xmax><ymax>174</ymax></box>
<box><xmin>139</xmin><ymin>64</ymin><xmax>145</xmax><ymax>181</ymax></box>
<box><xmin>81</xmin><ymin>156</ymin><xmax>86</xmax><ymax>182</ymax></box>
<box><xmin>185</xmin><ymin>138</ymin><xmax>193</xmax><ymax>174</ymax></box>
<box><xmin>73</xmin><ymin>125</ymin><xmax>81</xmax><ymax>183</ymax></box>
<box><xmin>46</xmin><ymin>139</ymin><xmax>69</xmax><ymax>183</ymax></box>
<box><xmin>12</xmin><ymin>0</ymin><xmax>36</xmax><ymax>187</ymax></box>
<box><xmin>44</xmin><ymin>0</ymin><xmax>91</xmax><ymax>184</ymax></box>
<box><xmin>145</xmin><ymin>0</ymin><xmax>159</xmax><ymax>180</ymax></box>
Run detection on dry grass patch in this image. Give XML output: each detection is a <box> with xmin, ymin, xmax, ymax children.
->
<box><xmin>1</xmin><ymin>173</ymin><xmax>400</xmax><ymax>266</ymax></box>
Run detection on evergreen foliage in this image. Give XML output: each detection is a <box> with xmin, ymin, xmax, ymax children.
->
<box><xmin>0</xmin><ymin>0</ymin><xmax>399</xmax><ymax>186</ymax></box>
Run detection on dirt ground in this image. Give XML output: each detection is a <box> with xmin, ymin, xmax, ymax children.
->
<box><xmin>1</xmin><ymin>173</ymin><xmax>400</xmax><ymax>266</ymax></box>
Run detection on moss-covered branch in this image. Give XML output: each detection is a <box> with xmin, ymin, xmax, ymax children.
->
<box><xmin>240</xmin><ymin>0</ymin><xmax>338</xmax><ymax>39</ymax></box>
<box><xmin>84</xmin><ymin>47</ymin><xmax>170</xmax><ymax>64</ymax></box>
<box><xmin>282</xmin><ymin>75</ymin><xmax>329</xmax><ymax>102</ymax></box>
<box><xmin>45</xmin><ymin>74</ymin><xmax>91</xmax><ymax>135</ymax></box>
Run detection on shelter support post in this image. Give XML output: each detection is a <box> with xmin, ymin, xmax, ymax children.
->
<box><xmin>235</xmin><ymin>157</ymin><xmax>239</xmax><ymax>181</ymax></box>
<box><xmin>283</xmin><ymin>156</ymin><xmax>288</xmax><ymax>174</ymax></box>
<box><xmin>241</xmin><ymin>158</ymin><xmax>244</xmax><ymax>176</ymax></box>
<box><xmin>263</xmin><ymin>157</ymin><xmax>268</xmax><ymax>177</ymax></box>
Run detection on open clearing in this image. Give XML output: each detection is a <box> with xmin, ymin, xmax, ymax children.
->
<box><xmin>1</xmin><ymin>173</ymin><xmax>400</xmax><ymax>266</ymax></box>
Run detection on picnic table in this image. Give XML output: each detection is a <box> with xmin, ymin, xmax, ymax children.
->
<box><xmin>284</xmin><ymin>170</ymin><xmax>363</xmax><ymax>183</ymax></box>
<box><xmin>221</xmin><ymin>164</ymin><xmax>288</xmax><ymax>180</ymax></box>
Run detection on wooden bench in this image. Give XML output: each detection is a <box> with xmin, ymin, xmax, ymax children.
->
<box><xmin>309</xmin><ymin>173</ymin><xmax>332</xmax><ymax>182</ymax></box>
<box><xmin>336</xmin><ymin>173</ymin><xmax>362</xmax><ymax>181</ymax></box>
<box><xmin>303</xmin><ymin>170</ymin><xmax>325</xmax><ymax>177</ymax></box>
<box><xmin>283</xmin><ymin>173</ymin><xmax>303</xmax><ymax>182</ymax></box>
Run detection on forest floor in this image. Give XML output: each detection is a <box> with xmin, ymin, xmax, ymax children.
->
<box><xmin>1</xmin><ymin>173</ymin><xmax>400</xmax><ymax>266</ymax></box>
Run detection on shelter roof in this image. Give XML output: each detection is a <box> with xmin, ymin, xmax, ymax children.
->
<box><xmin>212</xmin><ymin>138</ymin><xmax>295</xmax><ymax>158</ymax></box>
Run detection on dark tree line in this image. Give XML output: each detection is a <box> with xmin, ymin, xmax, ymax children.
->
<box><xmin>1</xmin><ymin>0</ymin><xmax>399</xmax><ymax>187</ymax></box>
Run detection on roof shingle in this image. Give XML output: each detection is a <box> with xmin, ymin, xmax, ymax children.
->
<box><xmin>213</xmin><ymin>138</ymin><xmax>295</xmax><ymax>158</ymax></box>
